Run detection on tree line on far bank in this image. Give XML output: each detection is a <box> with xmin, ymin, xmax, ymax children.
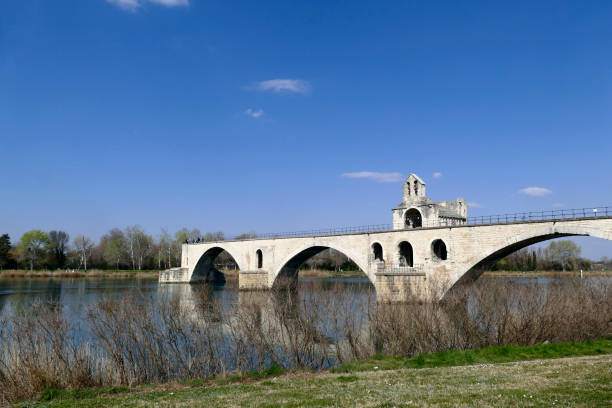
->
<box><xmin>0</xmin><ymin>228</ymin><xmax>607</xmax><ymax>272</ymax></box>
<box><xmin>0</xmin><ymin>227</ymin><xmax>225</xmax><ymax>271</ymax></box>
<box><xmin>488</xmin><ymin>241</ymin><xmax>597</xmax><ymax>272</ymax></box>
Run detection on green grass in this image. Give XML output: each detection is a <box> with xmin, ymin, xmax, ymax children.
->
<box><xmin>16</xmin><ymin>339</ymin><xmax>612</xmax><ymax>408</ymax></box>
<box><xmin>37</xmin><ymin>386</ymin><xmax>130</xmax><ymax>402</ymax></box>
<box><xmin>18</xmin><ymin>354</ymin><xmax>611</xmax><ymax>408</ymax></box>
<box><xmin>331</xmin><ymin>338</ymin><xmax>612</xmax><ymax>373</ymax></box>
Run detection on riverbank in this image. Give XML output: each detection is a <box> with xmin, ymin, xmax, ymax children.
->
<box><xmin>0</xmin><ymin>269</ymin><xmax>159</xmax><ymax>279</ymax></box>
<box><xmin>17</xmin><ymin>339</ymin><xmax>612</xmax><ymax>407</ymax></box>
<box><xmin>482</xmin><ymin>269</ymin><xmax>612</xmax><ymax>278</ymax></box>
<box><xmin>0</xmin><ymin>268</ymin><xmax>365</xmax><ymax>280</ymax></box>
<box><xmin>2</xmin><ymin>268</ymin><xmax>610</xmax><ymax>280</ymax></box>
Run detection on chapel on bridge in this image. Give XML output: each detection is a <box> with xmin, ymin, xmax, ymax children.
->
<box><xmin>392</xmin><ymin>174</ymin><xmax>467</xmax><ymax>229</ymax></box>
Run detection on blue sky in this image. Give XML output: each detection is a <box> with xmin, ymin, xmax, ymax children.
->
<box><xmin>1</xmin><ymin>0</ymin><xmax>612</xmax><ymax>259</ymax></box>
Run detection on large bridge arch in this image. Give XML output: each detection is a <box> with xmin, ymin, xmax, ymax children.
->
<box><xmin>450</xmin><ymin>223</ymin><xmax>612</xmax><ymax>292</ymax></box>
<box><xmin>272</xmin><ymin>243</ymin><xmax>373</xmax><ymax>288</ymax></box>
<box><xmin>190</xmin><ymin>245</ymin><xmax>245</xmax><ymax>283</ymax></box>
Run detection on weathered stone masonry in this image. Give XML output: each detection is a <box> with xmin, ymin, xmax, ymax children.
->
<box><xmin>161</xmin><ymin>174</ymin><xmax>612</xmax><ymax>302</ymax></box>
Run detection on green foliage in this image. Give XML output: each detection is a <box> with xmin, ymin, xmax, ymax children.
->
<box><xmin>104</xmin><ymin>237</ymin><xmax>126</xmax><ymax>270</ymax></box>
<box><xmin>546</xmin><ymin>240</ymin><xmax>582</xmax><ymax>271</ymax></box>
<box><xmin>17</xmin><ymin>230</ymin><xmax>49</xmax><ymax>270</ymax></box>
<box><xmin>246</xmin><ymin>364</ymin><xmax>285</xmax><ymax>380</ymax></box>
<box><xmin>490</xmin><ymin>240</ymin><xmax>585</xmax><ymax>272</ymax></box>
<box><xmin>0</xmin><ymin>233</ymin><xmax>15</xmax><ymax>269</ymax></box>
<box><xmin>47</xmin><ymin>230</ymin><xmax>69</xmax><ymax>268</ymax></box>
<box><xmin>336</xmin><ymin>375</ymin><xmax>358</xmax><ymax>382</ymax></box>
<box><xmin>38</xmin><ymin>385</ymin><xmax>129</xmax><ymax>402</ymax></box>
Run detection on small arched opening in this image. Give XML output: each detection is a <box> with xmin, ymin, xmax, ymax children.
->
<box><xmin>398</xmin><ymin>241</ymin><xmax>414</xmax><ymax>267</ymax></box>
<box><xmin>405</xmin><ymin>208</ymin><xmax>422</xmax><ymax>228</ymax></box>
<box><xmin>372</xmin><ymin>242</ymin><xmax>384</xmax><ymax>262</ymax></box>
<box><xmin>256</xmin><ymin>249</ymin><xmax>263</xmax><ymax>269</ymax></box>
<box><xmin>432</xmin><ymin>239</ymin><xmax>447</xmax><ymax>260</ymax></box>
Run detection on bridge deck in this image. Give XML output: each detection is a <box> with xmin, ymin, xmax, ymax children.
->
<box><xmin>189</xmin><ymin>215</ymin><xmax>612</xmax><ymax>245</ymax></box>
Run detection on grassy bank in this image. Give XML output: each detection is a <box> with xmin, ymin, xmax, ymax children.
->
<box><xmin>331</xmin><ymin>338</ymin><xmax>612</xmax><ymax>372</ymax></box>
<box><xmin>17</xmin><ymin>339</ymin><xmax>612</xmax><ymax>407</ymax></box>
<box><xmin>0</xmin><ymin>269</ymin><xmax>159</xmax><ymax>279</ymax></box>
<box><xmin>482</xmin><ymin>269</ymin><xmax>612</xmax><ymax>278</ymax></box>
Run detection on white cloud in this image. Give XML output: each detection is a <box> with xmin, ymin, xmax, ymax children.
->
<box><xmin>250</xmin><ymin>79</ymin><xmax>311</xmax><ymax>94</ymax></box>
<box><xmin>341</xmin><ymin>171</ymin><xmax>404</xmax><ymax>183</ymax></box>
<box><xmin>519</xmin><ymin>187</ymin><xmax>552</xmax><ymax>197</ymax></box>
<box><xmin>432</xmin><ymin>172</ymin><xmax>442</xmax><ymax>179</ymax></box>
<box><xmin>106</xmin><ymin>0</ymin><xmax>141</xmax><ymax>10</ymax></box>
<box><xmin>467</xmin><ymin>202</ymin><xmax>483</xmax><ymax>208</ymax></box>
<box><xmin>552</xmin><ymin>202</ymin><xmax>565</xmax><ymax>208</ymax></box>
<box><xmin>245</xmin><ymin>108</ymin><xmax>264</xmax><ymax>118</ymax></box>
<box><xmin>149</xmin><ymin>0</ymin><xmax>189</xmax><ymax>6</ymax></box>
<box><xmin>106</xmin><ymin>0</ymin><xmax>188</xmax><ymax>11</ymax></box>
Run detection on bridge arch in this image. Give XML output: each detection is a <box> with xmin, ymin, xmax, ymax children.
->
<box><xmin>272</xmin><ymin>244</ymin><xmax>373</xmax><ymax>288</ymax></box>
<box><xmin>450</xmin><ymin>223</ymin><xmax>612</xmax><ymax>292</ymax></box>
<box><xmin>191</xmin><ymin>246</ymin><xmax>243</xmax><ymax>283</ymax></box>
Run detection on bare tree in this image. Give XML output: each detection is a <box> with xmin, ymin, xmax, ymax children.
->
<box><xmin>156</xmin><ymin>228</ymin><xmax>172</xmax><ymax>269</ymax></box>
<box><xmin>204</xmin><ymin>231</ymin><xmax>225</xmax><ymax>242</ymax></box>
<box><xmin>125</xmin><ymin>226</ymin><xmax>153</xmax><ymax>270</ymax></box>
<box><xmin>73</xmin><ymin>235</ymin><xmax>94</xmax><ymax>270</ymax></box>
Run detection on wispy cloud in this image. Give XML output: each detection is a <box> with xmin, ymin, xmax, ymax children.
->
<box><xmin>249</xmin><ymin>79</ymin><xmax>311</xmax><ymax>94</ymax></box>
<box><xmin>149</xmin><ymin>0</ymin><xmax>189</xmax><ymax>6</ymax></box>
<box><xmin>552</xmin><ymin>202</ymin><xmax>565</xmax><ymax>208</ymax></box>
<box><xmin>245</xmin><ymin>108</ymin><xmax>264</xmax><ymax>118</ymax></box>
<box><xmin>106</xmin><ymin>0</ymin><xmax>140</xmax><ymax>10</ymax></box>
<box><xmin>467</xmin><ymin>202</ymin><xmax>483</xmax><ymax>208</ymax></box>
<box><xmin>341</xmin><ymin>171</ymin><xmax>404</xmax><ymax>183</ymax></box>
<box><xmin>519</xmin><ymin>187</ymin><xmax>552</xmax><ymax>197</ymax></box>
<box><xmin>432</xmin><ymin>172</ymin><xmax>442</xmax><ymax>179</ymax></box>
<box><xmin>106</xmin><ymin>0</ymin><xmax>188</xmax><ymax>11</ymax></box>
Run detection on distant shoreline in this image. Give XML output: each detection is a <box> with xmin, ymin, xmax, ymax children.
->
<box><xmin>481</xmin><ymin>270</ymin><xmax>612</xmax><ymax>278</ymax></box>
<box><xmin>1</xmin><ymin>268</ymin><xmax>610</xmax><ymax>280</ymax></box>
<box><xmin>0</xmin><ymin>269</ymin><xmax>159</xmax><ymax>279</ymax></box>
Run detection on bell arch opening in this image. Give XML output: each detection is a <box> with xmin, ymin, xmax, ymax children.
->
<box><xmin>273</xmin><ymin>246</ymin><xmax>373</xmax><ymax>290</ymax></box>
<box><xmin>192</xmin><ymin>247</ymin><xmax>239</xmax><ymax>284</ymax></box>
<box><xmin>398</xmin><ymin>241</ymin><xmax>414</xmax><ymax>267</ymax></box>
<box><xmin>372</xmin><ymin>242</ymin><xmax>384</xmax><ymax>262</ymax></box>
<box><xmin>256</xmin><ymin>249</ymin><xmax>263</xmax><ymax>269</ymax></box>
<box><xmin>405</xmin><ymin>208</ymin><xmax>422</xmax><ymax>228</ymax></box>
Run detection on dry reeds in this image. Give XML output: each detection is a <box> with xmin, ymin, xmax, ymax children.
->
<box><xmin>0</xmin><ymin>278</ymin><xmax>609</xmax><ymax>405</ymax></box>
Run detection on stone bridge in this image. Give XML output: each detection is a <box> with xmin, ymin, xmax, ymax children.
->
<box><xmin>160</xmin><ymin>217</ymin><xmax>612</xmax><ymax>302</ymax></box>
<box><xmin>160</xmin><ymin>174</ymin><xmax>612</xmax><ymax>301</ymax></box>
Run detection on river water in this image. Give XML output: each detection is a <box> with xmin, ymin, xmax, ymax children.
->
<box><xmin>1</xmin><ymin>275</ymin><xmax>607</xmax><ymax>322</ymax></box>
<box><xmin>1</xmin><ymin>275</ymin><xmax>609</xmax><ymax>377</ymax></box>
<box><xmin>0</xmin><ymin>276</ymin><xmax>377</xmax><ymax>321</ymax></box>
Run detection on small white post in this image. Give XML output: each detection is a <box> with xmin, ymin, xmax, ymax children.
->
<box><xmin>580</xmin><ymin>269</ymin><xmax>583</xmax><ymax>279</ymax></box>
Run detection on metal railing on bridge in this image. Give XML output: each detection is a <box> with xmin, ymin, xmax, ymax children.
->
<box><xmin>466</xmin><ymin>206</ymin><xmax>611</xmax><ymax>225</ymax></box>
<box><xmin>187</xmin><ymin>205</ymin><xmax>611</xmax><ymax>243</ymax></box>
